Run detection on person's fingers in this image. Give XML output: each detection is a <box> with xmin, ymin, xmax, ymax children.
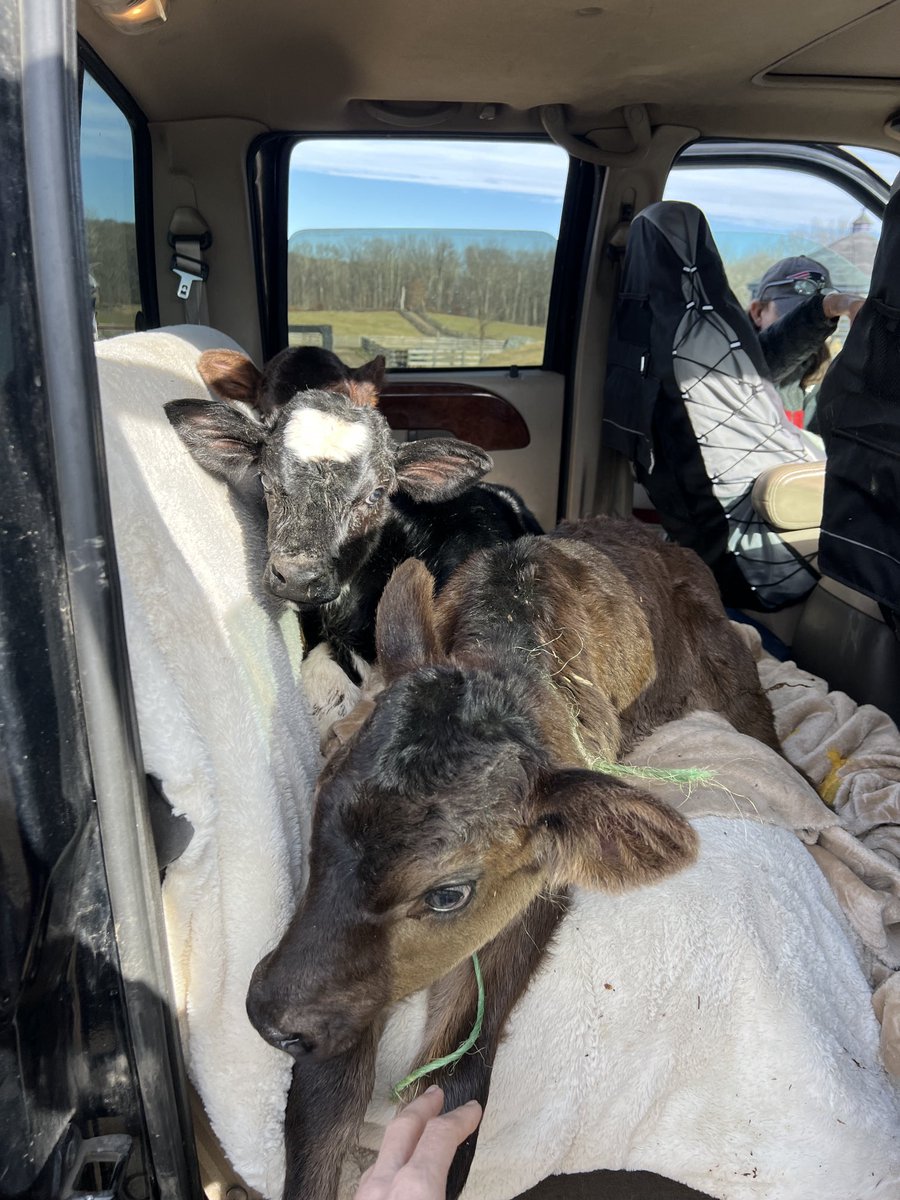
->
<box><xmin>364</xmin><ymin>1086</ymin><xmax>446</xmax><ymax>1180</ymax></box>
<box><xmin>400</xmin><ymin>1099</ymin><xmax>483</xmax><ymax>1187</ymax></box>
<box><xmin>824</xmin><ymin>292</ymin><xmax>865</xmax><ymax>322</ymax></box>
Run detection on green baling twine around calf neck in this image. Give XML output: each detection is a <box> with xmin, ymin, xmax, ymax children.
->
<box><xmin>589</xmin><ymin>758</ymin><xmax>716</xmax><ymax>788</ymax></box>
<box><xmin>389</xmin><ymin>761</ymin><xmax>712</xmax><ymax>1102</ymax></box>
<box><xmin>391</xmin><ymin>951</ymin><xmax>485</xmax><ymax>1102</ymax></box>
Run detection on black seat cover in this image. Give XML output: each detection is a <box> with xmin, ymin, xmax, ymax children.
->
<box><xmin>817</xmin><ymin>181</ymin><xmax>900</xmax><ymax>619</ymax></box>
<box><xmin>603</xmin><ymin>200</ymin><xmax>822</xmax><ymax>610</ymax></box>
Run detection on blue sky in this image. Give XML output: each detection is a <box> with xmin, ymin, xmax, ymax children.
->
<box><xmin>664</xmin><ymin>151</ymin><xmax>900</xmax><ymax>247</ymax></box>
<box><xmin>287</xmin><ymin>140</ymin><xmax>570</xmax><ymax>239</ymax></box>
<box><xmin>80</xmin><ymin>74</ymin><xmax>136</xmax><ymax>223</ymax></box>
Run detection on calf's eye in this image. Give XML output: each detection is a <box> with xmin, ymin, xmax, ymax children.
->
<box><xmin>365</xmin><ymin>487</ymin><xmax>386</xmax><ymax>507</ymax></box>
<box><xmin>423</xmin><ymin>882</ymin><xmax>474</xmax><ymax>913</ymax></box>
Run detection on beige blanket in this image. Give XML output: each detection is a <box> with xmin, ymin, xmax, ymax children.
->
<box><xmin>624</xmin><ymin>623</ymin><xmax>900</xmax><ymax>1077</ymax></box>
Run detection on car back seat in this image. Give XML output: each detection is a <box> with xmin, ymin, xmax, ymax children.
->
<box><xmin>792</xmin><ymin>577</ymin><xmax>900</xmax><ymax>724</ymax></box>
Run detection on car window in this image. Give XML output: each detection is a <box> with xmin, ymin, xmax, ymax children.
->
<box><xmin>842</xmin><ymin>144</ymin><xmax>900</xmax><ymax>188</ymax></box>
<box><xmin>287</xmin><ymin>139</ymin><xmax>569</xmax><ymax>369</ymax></box>
<box><xmin>663</xmin><ymin>162</ymin><xmax>882</xmax><ymax>308</ymax></box>
<box><xmin>80</xmin><ymin>70</ymin><xmax>141</xmax><ymax>339</ymax></box>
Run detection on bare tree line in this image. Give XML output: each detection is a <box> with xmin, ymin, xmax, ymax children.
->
<box><xmin>85</xmin><ymin>217</ymin><xmax>141</xmax><ymax>308</ymax></box>
<box><xmin>83</xmin><ymin>221</ymin><xmax>555</xmax><ymax>328</ymax></box>
<box><xmin>288</xmin><ymin>236</ymin><xmax>556</xmax><ymax>327</ymax></box>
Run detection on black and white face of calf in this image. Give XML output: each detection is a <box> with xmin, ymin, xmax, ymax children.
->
<box><xmin>165</xmin><ymin>388</ymin><xmax>493</xmax><ymax>608</ymax></box>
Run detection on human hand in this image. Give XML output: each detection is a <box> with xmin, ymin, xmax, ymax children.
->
<box><xmin>823</xmin><ymin>292</ymin><xmax>865</xmax><ymax>324</ymax></box>
<box><xmin>354</xmin><ymin>1086</ymin><xmax>483</xmax><ymax>1200</ymax></box>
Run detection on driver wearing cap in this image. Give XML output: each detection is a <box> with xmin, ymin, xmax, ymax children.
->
<box><xmin>748</xmin><ymin>255</ymin><xmax>864</xmax><ymax>435</ymax></box>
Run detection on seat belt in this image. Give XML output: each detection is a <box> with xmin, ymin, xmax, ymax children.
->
<box><xmin>168</xmin><ymin>206</ymin><xmax>212</xmax><ymax>324</ymax></box>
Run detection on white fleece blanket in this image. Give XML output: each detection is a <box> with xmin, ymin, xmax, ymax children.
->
<box><xmin>95</xmin><ymin>328</ymin><xmax>321</xmax><ymax>1198</ymax></box>
<box><xmin>347</xmin><ymin>828</ymin><xmax>900</xmax><ymax>1200</ymax></box>
<box><xmin>97</xmin><ymin>328</ymin><xmax>900</xmax><ymax>1199</ymax></box>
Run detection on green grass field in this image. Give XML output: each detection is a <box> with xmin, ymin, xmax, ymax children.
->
<box><xmin>426</xmin><ymin>312</ymin><xmax>544</xmax><ymax>341</ymax></box>
<box><xmin>288</xmin><ymin>309</ymin><xmax>417</xmax><ymax>339</ymax></box>
<box><xmin>97</xmin><ymin>304</ymin><xmax>140</xmax><ymax>335</ymax></box>
<box><xmin>482</xmin><ymin>343</ymin><xmax>545</xmax><ymax>367</ymax></box>
<box><xmin>288</xmin><ymin>308</ymin><xmax>545</xmax><ymax>367</ymax></box>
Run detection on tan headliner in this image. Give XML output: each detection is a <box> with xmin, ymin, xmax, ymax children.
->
<box><xmin>77</xmin><ymin>0</ymin><xmax>900</xmax><ymax>147</ymax></box>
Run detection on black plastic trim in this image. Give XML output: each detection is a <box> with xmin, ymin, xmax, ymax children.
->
<box><xmin>544</xmin><ymin>157</ymin><xmax>602</xmax><ymax>522</ymax></box>
<box><xmin>20</xmin><ymin>2</ymin><xmax>199</xmax><ymax>1195</ymax></box>
<box><xmin>248</xmin><ymin>131</ymin><xmax>292</xmax><ymax>361</ymax></box>
<box><xmin>77</xmin><ymin>35</ymin><xmax>160</xmax><ymax>328</ymax></box>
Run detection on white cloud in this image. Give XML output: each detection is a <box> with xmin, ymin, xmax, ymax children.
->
<box><xmin>290</xmin><ymin>139</ymin><xmax>569</xmax><ymax>199</ymax></box>
<box><xmin>664</xmin><ymin>165</ymin><xmax>872</xmax><ymax>236</ymax></box>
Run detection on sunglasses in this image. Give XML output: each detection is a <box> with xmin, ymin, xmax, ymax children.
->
<box><xmin>760</xmin><ymin>270</ymin><xmax>828</xmax><ymax>300</ymax></box>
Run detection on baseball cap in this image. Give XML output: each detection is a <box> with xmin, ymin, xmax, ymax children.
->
<box><xmin>755</xmin><ymin>256</ymin><xmax>833</xmax><ymax>312</ymax></box>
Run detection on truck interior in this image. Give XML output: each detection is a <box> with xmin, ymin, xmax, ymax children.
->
<box><xmin>3</xmin><ymin>1</ymin><xmax>900</xmax><ymax>1198</ymax></box>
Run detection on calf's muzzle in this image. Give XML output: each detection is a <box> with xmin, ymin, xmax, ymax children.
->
<box><xmin>246</xmin><ymin>919</ymin><xmax>389</xmax><ymax>1062</ymax></box>
<box><xmin>264</xmin><ymin>554</ymin><xmax>339</xmax><ymax>607</ymax></box>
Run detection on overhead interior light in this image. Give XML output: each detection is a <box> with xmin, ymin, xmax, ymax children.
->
<box><xmin>88</xmin><ymin>0</ymin><xmax>169</xmax><ymax>35</ymax></box>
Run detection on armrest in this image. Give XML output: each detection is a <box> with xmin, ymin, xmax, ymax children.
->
<box><xmin>751</xmin><ymin>462</ymin><xmax>825</xmax><ymax>532</ymax></box>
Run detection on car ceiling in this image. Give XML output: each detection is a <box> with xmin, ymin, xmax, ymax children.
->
<box><xmin>77</xmin><ymin>0</ymin><xmax>900</xmax><ymax>147</ymax></box>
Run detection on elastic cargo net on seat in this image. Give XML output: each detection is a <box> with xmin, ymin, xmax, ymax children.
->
<box><xmin>603</xmin><ymin>200</ymin><xmax>823</xmax><ymax>610</ymax></box>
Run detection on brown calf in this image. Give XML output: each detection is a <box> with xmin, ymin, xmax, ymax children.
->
<box><xmin>247</xmin><ymin>516</ymin><xmax>780</xmax><ymax>1200</ymax></box>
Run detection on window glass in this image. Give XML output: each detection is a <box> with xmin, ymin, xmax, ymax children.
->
<box><xmin>287</xmin><ymin>139</ymin><xmax>569</xmax><ymax>369</ymax></box>
<box><xmin>79</xmin><ymin>72</ymin><xmax>141</xmax><ymax>338</ymax></box>
<box><xmin>842</xmin><ymin>145</ymin><xmax>900</xmax><ymax>187</ymax></box>
<box><xmin>664</xmin><ymin>163</ymin><xmax>882</xmax><ymax>308</ymax></box>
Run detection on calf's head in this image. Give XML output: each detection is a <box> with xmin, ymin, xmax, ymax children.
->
<box><xmin>197</xmin><ymin>345</ymin><xmax>386</xmax><ymax>413</ymax></box>
<box><xmin>165</xmin><ymin>388</ymin><xmax>491</xmax><ymax>607</ymax></box>
<box><xmin>247</xmin><ymin>559</ymin><xmax>698</xmax><ymax>1058</ymax></box>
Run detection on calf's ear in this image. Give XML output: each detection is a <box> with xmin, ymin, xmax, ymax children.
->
<box><xmin>165</xmin><ymin>398</ymin><xmax>264</xmax><ymax>489</ymax></box>
<box><xmin>334</xmin><ymin>378</ymin><xmax>379</xmax><ymax>408</ymax></box>
<box><xmin>532</xmin><ymin>768</ymin><xmax>698</xmax><ymax>891</ymax></box>
<box><xmin>198</xmin><ymin>349</ymin><xmax>263</xmax><ymax>405</ymax></box>
<box><xmin>353</xmin><ymin>354</ymin><xmax>386</xmax><ymax>390</ymax></box>
<box><xmin>394</xmin><ymin>438</ymin><xmax>493</xmax><ymax>502</ymax></box>
<box><xmin>376</xmin><ymin>558</ymin><xmax>444</xmax><ymax>681</ymax></box>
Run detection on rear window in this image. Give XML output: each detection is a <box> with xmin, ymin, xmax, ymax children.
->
<box><xmin>287</xmin><ymin>139</ymin><xmax>569</xmax><ymax>369</ymax></box>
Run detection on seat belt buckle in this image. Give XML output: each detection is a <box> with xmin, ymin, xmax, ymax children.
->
<box><xmin>170</xmin><ymin>250</ymin><xmax>210</xmax><ymax>300</ymax></box>
<box><xmin>170</xmin><ymin>252</ymin><xmax>209</xmax><ymax>301</ymax></box>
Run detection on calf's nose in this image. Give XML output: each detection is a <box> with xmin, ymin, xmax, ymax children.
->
<box><xmin>247</xmin><ymin>989</ymin><xmax>357</xmax><ymax>1059</ymax></box>
<box><xmin>265</xmin><ymin>556</ymin><xmax>338</xmax><ymax>605</ymax></box>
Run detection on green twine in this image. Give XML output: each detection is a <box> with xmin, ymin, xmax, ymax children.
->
<box><xmin>391</xmin><ymin>951</ymin><xmax>485</xmax><ymax>1102</ymax></box>
<box><xmin>589</xmin><ymin>757</ymin><xmax>717</xmax><ymax>787</ymax></box>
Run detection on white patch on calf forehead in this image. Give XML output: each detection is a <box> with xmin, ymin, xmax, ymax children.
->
<box><xmin>283</xmin><ymin>407</ymin><xmax>370</xmax><ymax>464</ymax></box>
